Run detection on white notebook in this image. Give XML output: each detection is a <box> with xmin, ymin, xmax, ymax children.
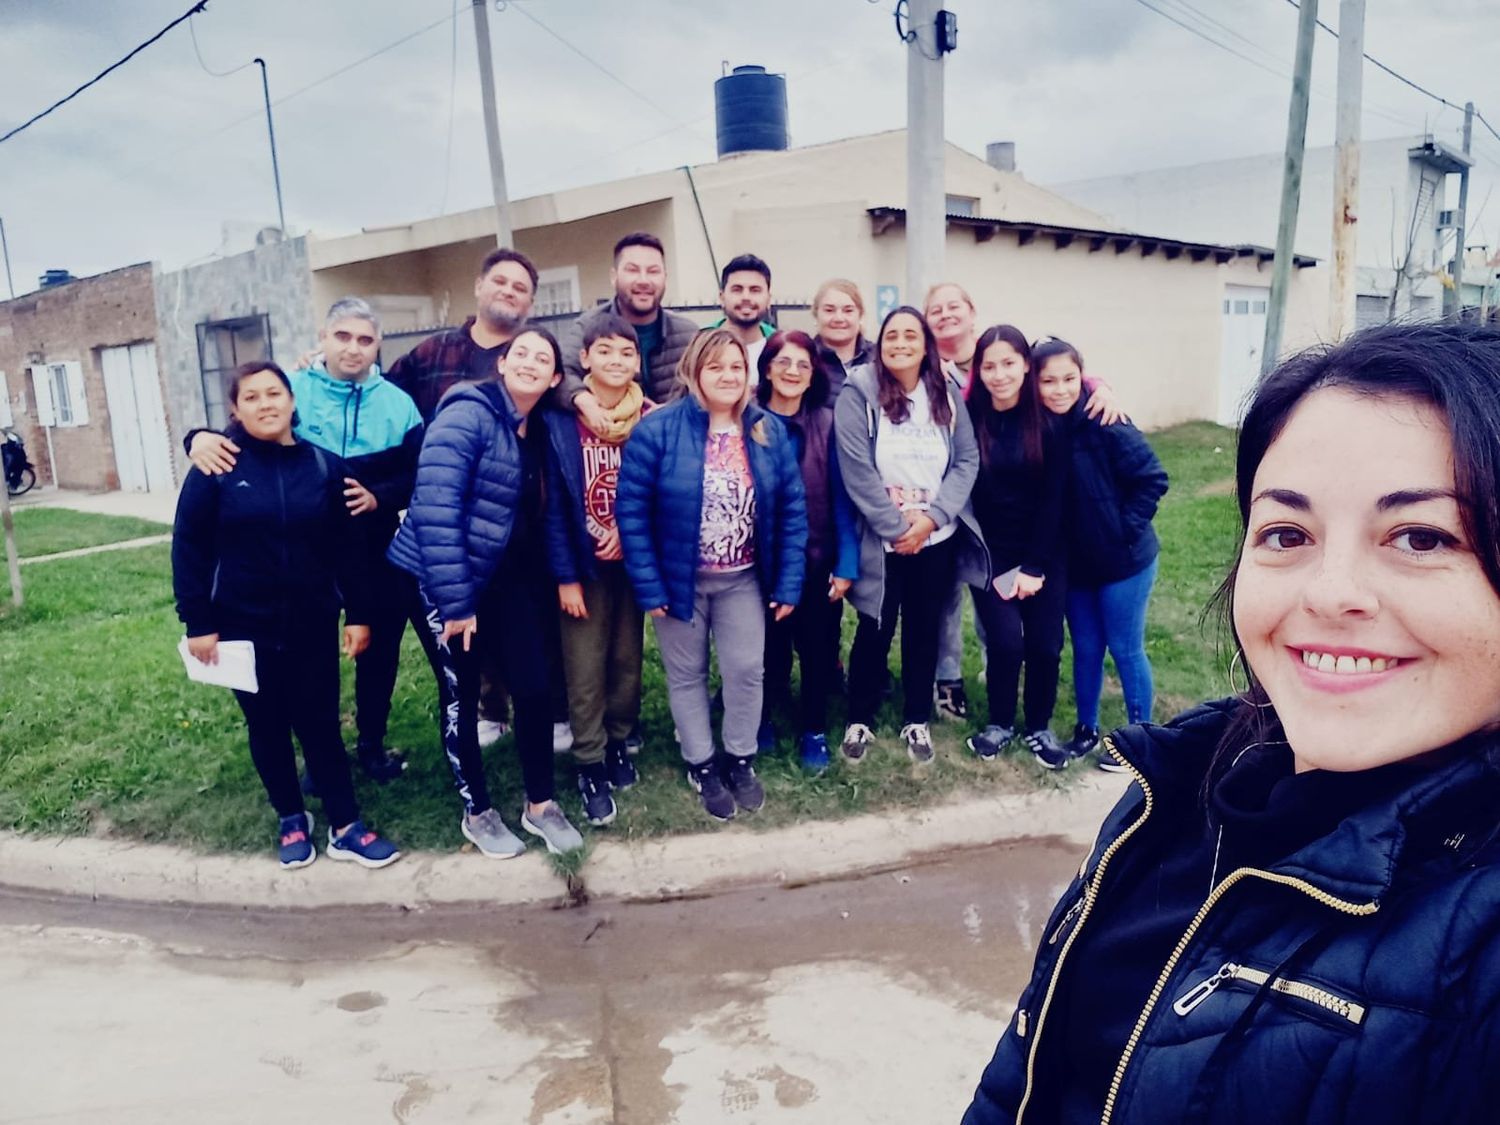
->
<box><xmin>177</xmin><ymin>637</ymin><xmax>259</xmax><ymax>694</ymax></box>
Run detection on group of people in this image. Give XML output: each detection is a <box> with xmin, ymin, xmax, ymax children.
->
<box><xmin>173</xmin><ymin>233</ymin><xmax>1168</xmax><ymax>868</ymax></box>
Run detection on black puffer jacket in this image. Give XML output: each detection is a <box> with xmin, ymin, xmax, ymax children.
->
<box><xmin>964</xmin><ymin>700</ymin><xmax>1500</xmax><ymax>1125</ymax></box>
<box><xmin>1057</xmin><ymin>402</ymin><xmax>1168</xmax><ymax>588</ymax></box>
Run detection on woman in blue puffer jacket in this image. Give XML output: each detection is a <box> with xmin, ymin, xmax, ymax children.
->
<box><xmin>388</xmin><ymin>328</ymin><xmax>583</xmax><ymax>860</ymax></box>
<box><xmin>616</xmin><ymin>328</ymin><xmax>807</xmax><ymax>823</ymax></box>
<box><xmin>963</xmin><ymin>321</ymin><xmax>1500</xmax><ymax>1125</ymax></box>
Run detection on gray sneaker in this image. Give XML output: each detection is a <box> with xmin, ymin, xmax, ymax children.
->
<box><xmin>901</xmin><ymin>722</ymin><xmax>935</xmax><ymax>763</ymax></box>
<box><xmin>966</xmin><ymin>725</ymin><xmax>1014</xmax><ymax>760</ymax></box>
<box><xmin>461</xmin><ymin>808</ymin><xmax>526</xmax><ymax>859</ymax></box>
<box><xmin>521</xmin><ymin>802</ymin><xmax>584</xmax><ymax>855</ymax></box>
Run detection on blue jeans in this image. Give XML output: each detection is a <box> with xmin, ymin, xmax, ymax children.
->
<box><xmin>1065</xmin><ymin>557</ymin><xmax>1157</xmax><ymax>728</ymax></box>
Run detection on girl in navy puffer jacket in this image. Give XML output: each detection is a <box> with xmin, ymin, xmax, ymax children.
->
<box><xmin>616</xmin><ymin>329</ymin><xmax>807</xmax><ymax>822</ymax></box>
<box><xmin>389</xmin><ymin>329</ymin><xmax>583</xmax><ymax>858</ymax></box>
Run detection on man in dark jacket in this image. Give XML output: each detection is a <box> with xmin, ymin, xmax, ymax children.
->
<box><xmin>558</xmin><ymin>232</ymin><xmax>699</xmax><ymax>424</ymax></box>
<box><xmin>709</xmin><ymin>253</ymin><xmax>776</xmax><ymax>375</ymax></box>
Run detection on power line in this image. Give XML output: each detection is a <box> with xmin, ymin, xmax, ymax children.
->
<box><xmin>0</xmin><ymin>2</ymin><xmax>208</xmax><ymax>146</ymax></box>
<box><xmin>1282</xmin><ymin>0</ymin><xmax>1464</xmax><ymax>112</ymax></box>
<box><xmin>187</xmin><ymin>11</ymin><xmax>253</xmax><ymax>78</ymax></box>
<box><xmin>1476</xmin><ymin>111</ymin><xmax>1500</xmax><ymax>149</ymax></box>
<box><xmin>506</xmin><ymin>1</ymin><xmax>686</xmax><ymax>126</ymax></box>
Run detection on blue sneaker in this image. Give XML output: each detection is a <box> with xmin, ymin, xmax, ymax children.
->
<box><xmin>327</xmin><ymin>820</ymin><xmax>401</xmax><ymax>869</ymax></box>
<box><xmin>799</xmin><ymin>732</ymin><xmax>831</xmax><ymax>774</ymax></box>
<box><xmin>757</xmin><ymin>720</ymin><xmax>777</xmax><ymax>753</ymax></box>
<box><xmin>277</xmin><ymin>812</ymin><xmax>315</xmax><ymax>869</ymax></box>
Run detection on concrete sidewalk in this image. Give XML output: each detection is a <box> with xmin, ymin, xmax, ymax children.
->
<box><xmin>14</xmin><ymin>486</ymin><xmax>176</xmax><ymax>525</ymax></box>
<box><xmin>0</xmin><ymin>772</ymin><xmax>1128</xmax><ymax>910</ymax></box>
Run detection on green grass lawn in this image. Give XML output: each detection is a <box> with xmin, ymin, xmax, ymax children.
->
<box><xmin>5</xmin><ymin>506</ymin><xmax>169</xmax><ymax>558</ymax></box>
<box><xmin>0</xmin><ymin>422</ymin><xmax>1241</xmax><ymax>855</ymax></box>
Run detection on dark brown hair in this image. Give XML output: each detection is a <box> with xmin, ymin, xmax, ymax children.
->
<box><xmin>874</xmin><ymin>306</ymin><xmax>951</xmax><ymax>427</ymax></box>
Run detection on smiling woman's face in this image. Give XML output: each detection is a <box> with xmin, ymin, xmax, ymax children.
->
<box><xmin>1232</xmin><ymin>386</ymin><xmax>1500</xmax><ymax>772</ymax></box>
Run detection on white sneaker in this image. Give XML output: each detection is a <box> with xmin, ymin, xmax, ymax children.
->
<box><xmin>553</xmin><ymin>721</ymin><xmax>574</xmax><ymax>754</ymax></box>
<box><xmin>901</xmin><ymin>722</ymin><xmax>935</xmax><ymax>764</ymax></box>
<box><xmin>840</xmin><ymin>722</ymin><xmax>874</xmax><ymax>762</ymax></box>
<box><xmin>476</xmin><ymin>718</ymin><xmax>509</xmax><ymax>747</ymax></box>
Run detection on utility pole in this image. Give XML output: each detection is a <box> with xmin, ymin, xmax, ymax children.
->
<box><xmin>905</xmin><ymin>0</ymin><xmax>947</xmax><ymax>307</ymax></box>
<box><xmin>471</xmin><ymin>0</ymin><xmax>513</xmax><ymax>247</ymax></box>
<box><xmin>1263</xmin><ymin>0</ymin><xmax>1318</xmax><ymax>373</ymax></box>
<box><xmin>1</xmin><ymin>475</ymin><xmax>21</xmax><ymax>607</ymax></box>
<box><xmin>1449</xmin><ymin>101</ymin><xmax>1474</xmax><ymax>319</ymax></box>
<box><xmin>0</xmin><ymin>216</ymin><xmax>14</xmax><ymax>299</ymax></box>
<box><xmin>252</xmin><ymin>59</ymin><xmax>287</xmax><ymax>235</ymax></box>
<box><xmin>1328</xmin><ymin>0</ymin><xmax>1363</xmax><ymax>341</ymax></box>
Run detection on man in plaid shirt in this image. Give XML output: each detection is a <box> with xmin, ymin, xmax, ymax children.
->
<box><xmin>386</xmin><ymin>247</ymin><xmax>539</xmax><ymax>422</ymax></box>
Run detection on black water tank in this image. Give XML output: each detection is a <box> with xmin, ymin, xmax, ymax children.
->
<box><xmin>714</xmin><ymin>65</ymin><xmax>788</xmax><ymax>158</ymax></box>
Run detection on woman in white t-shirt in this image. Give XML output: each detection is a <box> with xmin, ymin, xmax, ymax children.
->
<box><xmin>833</xmin><ymin>306</ymin><xmax>987</xmax><ymax>764</ymax></box>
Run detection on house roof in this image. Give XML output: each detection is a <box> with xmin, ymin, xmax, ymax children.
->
<box><xmin>866</xmin><ymin>207</ymin><xmax>1318</xmax><ymax>268</ymax></box>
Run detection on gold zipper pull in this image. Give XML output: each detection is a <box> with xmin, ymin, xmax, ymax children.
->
<box><xmin>1172</xmin><ymin>962</ymin><xmax>1237</xmax><ymax>1016</ymax></box>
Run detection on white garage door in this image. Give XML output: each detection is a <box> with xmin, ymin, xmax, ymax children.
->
<box><xmin>1218</xmin><ymin>285</ymin><xmax>1269</xmax><ymax>428</ymax></box>
<box><xmin>100</xmin><ymin>342</ymin><xmax>175</xmax><ymax>493</ymax></box>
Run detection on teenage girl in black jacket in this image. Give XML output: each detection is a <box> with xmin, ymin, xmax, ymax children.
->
<box><xmin>173</xmin><ymin>362</ymin><xmax>400</xmax><ymax>870</ymax></box>
<box><xmin>963</xmin><ymin>326</ymin><xmax>1071</xmax><ymax>769</ymax></box>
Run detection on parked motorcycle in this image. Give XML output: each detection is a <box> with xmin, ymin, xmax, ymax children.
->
<box><xmin>3</xmin><ymin>428</ymin><xmax>37</xmax><ymax>496</ymax></box>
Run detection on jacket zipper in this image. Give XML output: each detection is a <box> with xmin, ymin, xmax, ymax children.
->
<box><xmin>1099</xmin><ymin>871</ymin><xmax>1378</xmax><ymax>1123</ymax></box>
<box><xmin>1172</xmin><ymin>962</ymin><xmax>1366</xmax><ymax>1025</ymax></box>
<box><xmin>1014</xmin><ymin>734</ymin><xmax>1154</xmax><ymax>1124</ymax></box>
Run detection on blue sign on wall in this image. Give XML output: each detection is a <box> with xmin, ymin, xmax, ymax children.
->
<box><xmin>876</xmin><ymin>284</ymin><xmax>900</xmax><ymax>322</ymax></box>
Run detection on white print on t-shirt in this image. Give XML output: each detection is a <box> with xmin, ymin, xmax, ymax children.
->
<box><xmin>872</xmin><ymin>380</ymin><xmax>958</xmax><ymax>553</ymax></box>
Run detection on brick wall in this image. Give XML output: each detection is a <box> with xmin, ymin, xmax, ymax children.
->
<box><xmin>0</xmin><ymin>263</ymin><xmax>161</xmax><ymax>490</ymax></box>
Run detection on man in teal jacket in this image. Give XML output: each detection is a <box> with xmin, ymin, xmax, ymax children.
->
<box><xmin>185</xmin><ymin>297</ymin><xmax>425</xmax><ymax>782</ymax></box>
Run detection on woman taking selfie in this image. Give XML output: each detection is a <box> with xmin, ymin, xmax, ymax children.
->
<box><xmin>965</xmin><ymin>321</ymin><xmax>1500</xmax><ymax>1124</ymax></box>
<box><xmin>173</xmin><ymin>362</ymin><xmax>400</xmax><ymax>870</ymax></box>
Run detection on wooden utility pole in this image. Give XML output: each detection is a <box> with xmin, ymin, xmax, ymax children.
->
<box><xmin>471</xmin><ymin>0</ymin><xmax>513</xmax><ymax>247</ymax></box>
<box><xmin>1263</xmin><ymin>0</ymin><xmax>1319</xmax><ymax>373</ymax></box>
<box><xmin>905</xmin><ymin>0</ymin><xmax>946</xmax><ymax>307</ymax></box>
<box><xmin>1328</xmin><ymin>0</ymin><xmax>1363</xmax><ymax>341</ymax></box>
<box><xmin>1449</xmin><ymin>101</ymin><xmax>1474</xmax><ymax>318</ymax></box>
<box><xmin>1</xmin><ymin>480</ymin><xmax>21</xmax><ymax>608</ymax></box>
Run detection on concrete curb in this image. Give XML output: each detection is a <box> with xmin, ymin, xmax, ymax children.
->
<box><xmin>0</xmin><ymin>774</ymin><xmax>1129</xmax><ymax>911</ymax></box>
<box><xmin>19</xmin><ymin>533</ymin><xmax>173</xmax><ymax>565</ymax></box>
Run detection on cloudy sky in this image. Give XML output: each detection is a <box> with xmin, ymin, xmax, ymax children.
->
<box><xmin>1</xmin><ymin>0</ymin><xmax>1497</xmax><ymax>295</ymax></box>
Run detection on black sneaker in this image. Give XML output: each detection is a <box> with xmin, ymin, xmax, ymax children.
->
<box><xmin>1025</xmin><ymin>728</ymin><xmax>1072</xmax><ymax>771</ymax></box>
<box><xmin>687</xmin><ymin>760</ymin><xmax>736</xmax><ymax>822</ymax></box>
<box><xmin>935</xmin><ymin>679</ymin><xmax>969</xmax><ymax>721</ymax></box>
<box><xmin>357</xmin><ymin>743</ymin><xmax>408</xmax><ymax>783</ymax></box>
<box><xmin>1065</xmin><ymin>724</ymin><xmax>1101</xmax><ymax>758</ymax></box>
<box><xmin>966</xmin><ymin>725</ymin><xmax>1014</xmax><ymax>761</ymax></box>
<box><xmin>576</xmin><ymin>763</ymin><xmax>617</xmax><ymax>826</ymax></box>
<box><xmin>624</xmin><ymin>726</ymin><xmax>644</xmax><ymax>757</ymax></box>
<box><xmin>725</xmin><ymin>755</ymin><xmax>766</xmax><ymax>812</ymax></box>
<box><xmin>605</xmin><ymin>740</ymin><xmax>637</xmax><ymax>791</ymax></box>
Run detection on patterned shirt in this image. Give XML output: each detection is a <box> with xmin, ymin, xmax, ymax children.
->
<box><xmin>698</xmin><ymin>428</ymin><xmax>757</xmax><ymax>572</ymax></box>
<box><xmin>385</xmin><ymin>318</ymin><xmax>505</xmax><ymax>423</ymax></box>
<box><xmin>577</xmin><ymin>402</ymin><xmax>653</xmax><ymax>548</ymax></box>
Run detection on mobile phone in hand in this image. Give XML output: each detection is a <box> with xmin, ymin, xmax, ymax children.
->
<box><xmin>992</xmin><ymin>566</ymin><xmax>1023</xmax><ymax>600</ymax></box>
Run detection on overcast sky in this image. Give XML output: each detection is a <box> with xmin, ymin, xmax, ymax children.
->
<box><xmin>1</xmin><ymin>0</ymin><xmax>1497</xmax><ymax>296</ymax></box>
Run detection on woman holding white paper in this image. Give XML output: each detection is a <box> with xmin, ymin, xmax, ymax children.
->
<box><xmin>962</xmin><ymin>326</ymin><xmax>1072</xmax><ymax>770</ymax></box>
<box><xmin>173</xmin><ymin>361</ymin><xmax>401</xmax><ymax>870</ymax></box>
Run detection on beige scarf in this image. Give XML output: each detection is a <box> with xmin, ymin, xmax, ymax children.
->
<box><xmin>584</xmin><ymin>376</ymin><xmax>646</xmax><ymax>444</ymax></box>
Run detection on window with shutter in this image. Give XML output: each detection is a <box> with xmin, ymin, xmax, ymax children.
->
<box><xmin>29</xmin><ymin>365</ymin><xmax>56</xmax><ymax>426</ymax></box>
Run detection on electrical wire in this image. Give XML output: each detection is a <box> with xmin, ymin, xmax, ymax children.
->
<box><xmin>1282</xmin><ymin>0</ymin><xmax>1465</xmax><ymax>111</ymax></box>
<box><xmin>0</xmin><ymin>2</ymin><xmax>208</xmax><ymax>146</ymax></box>
<box><xmin>1476</xmin><ymin>111</ymin><xmax>1500</xmax><ymax>149</ymax></box>
<box><xmin>506</xmin><ymin>0</ymin><xmax>686</xmax><ymax>125</ymax></box>
<box><xmin>187</xmin><ymin>10</ymin><xmax>253</xmax><ymax>78</ymax></box>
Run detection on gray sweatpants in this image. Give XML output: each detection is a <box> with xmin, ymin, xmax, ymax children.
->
<box><xmin>652</xmin><ymin>568</ymin><xmax>766</xmax><ymax>766</ymax></box>
<box><xmin>936</xmin><ymin>577</ymin><xmax>987</xmax><ymax>682</ymax></box>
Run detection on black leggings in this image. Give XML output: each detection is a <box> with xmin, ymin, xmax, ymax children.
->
<box><xmin>973</xmin><ymin>571</ymin><xmax>1066</xmax><ymax>732</ymax></box>
<box><xmin>354</xmin><ymin>560</ymin><xmax>440</xmax><ymax>751</ymax></box>
<box><xmin>763</xmin><ymin>562</ymin><xmax>841</xmax><ymax>735</ymax></box>
<box><xmin>416</xmin><ymin>557</ymin><xmax>557</xmax><ymax>815</ymax></box>
<box><xmin>848</xmin><ymin>537</ymin><xmax>958</xmax><ymax>727</ymax></box>
<box><xmin>232</xmin><ymin>625</ymin><xmax>359</xmax><ymax>830</ymax></box>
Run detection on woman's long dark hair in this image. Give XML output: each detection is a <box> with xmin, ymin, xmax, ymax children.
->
<box><xmin>756</xmin><ymin>329</ymin><xmax>832</xmax><ymax>411</ymax></box>
<box><xmin>965</xmin><ymin>324</ymin><xmax>1044</xmax><ymax>470</ymax></box>
<box><xmin>874</xmin><ymin>306</ymin><xmax>951</xmax><ymax>426</ymax></box>
<box><xmin>1205</xmin><ymin>321</ymin><xmax>1500</xmax><ymax>794</ymax></box>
